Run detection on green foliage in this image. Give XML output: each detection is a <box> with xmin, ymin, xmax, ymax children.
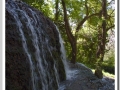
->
<box><xmin>66</xmin><ymin>0</ymin><xmax>85</xmax><ymax>21</ymax></box>
<box><xmin>23</xmin><ymin>0</ymin><xmax>54</xmax><ymax>18</ymax></box>
<box><xmin>88</xmin><ymin>16</ymin><xmax>102</xmax><ymax>26</ymax></box>
<box><xmin>76</xmin><ymin>29</ymin><xmax>98</xmax><ymax>68</ymax></box>
<box><xmin>102</xmin><ymin>49</ymin><xmax>115</xmax><ymax>74</ymax></box>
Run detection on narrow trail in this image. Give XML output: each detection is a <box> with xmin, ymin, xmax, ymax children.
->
<box><xmin>59</xmin><ymin>62</ymin><xmax>114</xmax><ymax>90</ymax></box>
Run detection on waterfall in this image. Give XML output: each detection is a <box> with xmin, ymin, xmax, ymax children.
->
<box><xmin>6</xmin><ymin>0</ymin><xmax>67</xmax><ymax>90</ymax></box>
<box><xmin>6</xmin><ymin>1</ymin><xmax>46</xmax><ymax>90</ymax></box>
<box><xmin>55</xmin><ymin>26</ymin><xmax>70</xmax><ymax>79</ymax></box>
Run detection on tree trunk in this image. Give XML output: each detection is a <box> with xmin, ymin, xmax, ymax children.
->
<box><xmin>95</xmin><ymin>0</ymin><xmax>107</xmax><ymax>79</ymax></box>
<box><xmin>61</xmin><ymin>0</ymin><xmax>76</xmax><ymax>64</ymax></box>
<box><xmin>55</xmin><ymin>0</ymin><xmax>59</xmax><ymax>21</ymax></box>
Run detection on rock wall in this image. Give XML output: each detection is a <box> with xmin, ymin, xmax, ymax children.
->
<box><xmin>6</xmin><ymin>0</ymin><xmax>66</xmax><ymax>90</ymax></box>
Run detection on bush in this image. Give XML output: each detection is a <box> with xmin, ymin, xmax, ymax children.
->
<box><xmin>102</xmin><ymin>53</ymin><xmax>115</xmax><ymax>74</ymax></box>
<box><xmin>102</xmin><ymin>64</ymin><xmax>114</xmax><ymax>74</ymax></box>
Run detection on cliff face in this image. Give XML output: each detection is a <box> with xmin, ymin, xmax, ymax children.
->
<box><xmin>6</xmin><ymin>0</ymin><xmax>66</xmax><ymax>90</ymax></box>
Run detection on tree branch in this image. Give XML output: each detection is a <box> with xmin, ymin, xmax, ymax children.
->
<box><xmin>85</xmin><ymin>0</ymin><xmax>89</xmax><ymax>16</ymax></box>
<box><xmin>76</xmin><ymin>12</ymin><xmax>100</xmax><ymax>31</ymax></box>
<box><xmin>107</xmin><ymin>9</ymin><xmax>115</xmax><ymax>19</ymax></box>
<box><xmin>106</xmin><ymin>25</ymin><xmax>115</xmax><ymax>31</ymax></box>
<box><xmin>108</xmin><ymin>0</ymin><xmax>114</xmax><ymax>5</ymax></box>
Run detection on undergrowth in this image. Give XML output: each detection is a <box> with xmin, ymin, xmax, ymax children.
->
<box><xmin>92</xmin><ymin>69</ymin><xmax>115</xmax><ymax>79</ymax></box>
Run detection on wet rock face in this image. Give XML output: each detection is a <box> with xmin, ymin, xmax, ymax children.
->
<box><xmin>6</xmin><ymin>9</ymin><xmax>31</xmax><ymax>90</ymax></box>
<box><xmin>6</xmin><ymin>0</ymin><xmax>66</xmax><ymax>90</ymax></box>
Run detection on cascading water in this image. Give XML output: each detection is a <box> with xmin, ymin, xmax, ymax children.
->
<box><xmin>6</xmin><ymin>0</ymin><xmax>66</xmax><ymax>90</ymax></box>
<box><xmin>56</xmin><ymin>26</ymin><xmax>80</xmax><ymax>90</ymax></box>
<box><xmin>55</xmin><ymin>26</ymin><xmax>69</xmax><ymax>79</ymax></box>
